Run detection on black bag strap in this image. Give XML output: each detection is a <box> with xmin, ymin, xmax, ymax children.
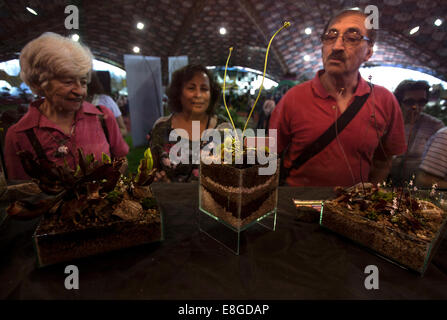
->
<box><xmin>96</xmin><ymin>105</ymin><xmax>110</xmax><ymax>145</ymax></box>
<box><xmin>287</xmin><ymin>84</ymin><xmax>373</xmax><ymax>173</ymax></box>
<box><xmin>25</xmin><ymin>128</ymin><xmax>48</xmax><ymax>161</ymax></box>
<box><xmin>24</xmin><ymin>106</ymin><xmax>112</xmax><ymax>162</ymax></box>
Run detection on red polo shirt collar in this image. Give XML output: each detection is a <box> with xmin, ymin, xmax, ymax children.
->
<box><xmin>15</xmin><ymin>98</ymin><xmax>104</xmax><ymax>133</ymax></box>
<box><xmin>311</xmin><ymin>70</ymin><xmax>371</xmax><ymax>99</ymax></box>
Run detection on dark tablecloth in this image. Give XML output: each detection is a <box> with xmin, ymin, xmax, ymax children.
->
<box><xmin>1</xmin><ymin>182</ymin><xmax>446</xmax><ymax>299</ymax></box>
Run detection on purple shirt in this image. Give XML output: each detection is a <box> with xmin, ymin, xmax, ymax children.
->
<box><xmin>5</xmin><ymin>99</ymin><xmax>129</xmax><ymax>180</ymax></box>
<box><xmin>92</xmin><ymin>94</ymin><xmax>122</xmax><ymax>118</ymax></box>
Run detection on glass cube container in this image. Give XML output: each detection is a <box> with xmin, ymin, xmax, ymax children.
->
<box><xmin>199</xmin><ymin>158</ymin><xmax>279</xmax><ymax>254</ymax></box>
<box><xmin>320</xmin><ymin>191</ymin><xmax>447</xmax><ymax>275</ymax></box>
<box><xmin>32</xmin><ymin>188</ymin><xmax>164</xmax><ymax>267</ymax></box>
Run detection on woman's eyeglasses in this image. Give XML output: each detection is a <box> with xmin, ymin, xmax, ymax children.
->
<box><xmin>402</xmin><ymin>99</ymin><xmax>428</xmax><ymax>107</ymax></box>
<box><xmin>321</xmin><ymin>30</ymin><xmax>370</xmax><ymax>47</ymax></box>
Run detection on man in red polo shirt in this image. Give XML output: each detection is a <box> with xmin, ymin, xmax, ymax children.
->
<box><xmin>269</xmin><ymin>8</ymin><xmax>406</xmax><ymax>187</ymax></box>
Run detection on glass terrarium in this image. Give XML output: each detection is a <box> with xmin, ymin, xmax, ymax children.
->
<box><xmin>7</xmin><ymin>147</ymin><xmax>163</xmax><ymax>267</ymax></box>
<box><xmin>33</xmin><ymin>186</ymin><xmax>164</xmax><ymax>267</ymax></box>
<box><xmin>199</xmin><ymin>20</ymin><xmax>288</xmax><ymax>254</ymax></box>
<box><xmin>199</xmin><ymin>157</ymin><xmax>279</xmax><ymax>254</ymax></box>
<box><xmin>319</xmin><ymin>185</ymin><xmax>447</xmax><ymax>275</ymax></box>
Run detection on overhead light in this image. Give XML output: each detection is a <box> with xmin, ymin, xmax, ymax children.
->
<box><xmin>409</xmin><ymin>26</ymin><xmax>420</xmax><ymax>35</ymax></box>
<box><xmin>137</xmin><ymin>22</ymin><xmax>144</xmax><ymax>30</ymax></box>
<box><xmin>133</xmin><ymin>46</ymin><xmax>140</xmax><ymax>53</ymax></box>
<box><xmin>219</xmin><ymin>27</ymin><xmax>227</xmax><ymax>35</ymax></box>
<box><xmin>303</xmin><ymin>55</ymin><xmax>310</xmax><ymax>61</ymax></box>
<box><xmin>71</xmin><ymin>34</ymin><xmax>80</xmax><ymax>42</ymax></box>
<box><xmin>373</xmin><ymin>44</ymin><xmax>378</xmax><ymax>51</ymax></box>
<box><xmin>26</xmin><ymin>7</ymin><xmax>38</xmax><ymax>15</ymax></box>
<box><xmin>304</xmin><ymin>27</ymin><xmax>312</xmax><ymax>35</ymax></box>
<box><xmin>434</xmin><ymin>19</ymin><xmax>443</xmax><ymax>27</ymax></box>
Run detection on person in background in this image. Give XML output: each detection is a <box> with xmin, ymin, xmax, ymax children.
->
<box><xmin>116</xmin><ymin>94</ymin><xmax>131</xmax><ymax>134</ymax></box>
<box><xmin>149</xmin><ymin>64</ymin><xmax>230</xmax><ymax>182</ymax></box>
<box><xmin>269</xmin><ymin>8</ymin><xmax>406</xmax><ymax>187</ymax></box>
<box><xmin>87</xmin><ymin>71</ymin><xmax>128</xmax><ymax>137</ymax></box>
<box><xmin>4</xmin><ymin>32</ymin><xmax>128</xmax><ymax>180</ymax></box>
<box><xmin>389</xmin><ymin>80</ymin><xmax>444</xmax><ymax>185</ymax></box>
<box><xmin>256</xmin><ymin>96</ymin><xmax>275</xmax><ymax>133</ymax></box>
<box><xmin>116</xmin><ymin>94</ymin><xmax>129</xmax><ymax>117</ymax></box>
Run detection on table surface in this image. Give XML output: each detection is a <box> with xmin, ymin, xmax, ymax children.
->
<box><xmin>1</xmin><ymin>182</ymin><xmax>447</xmax><ymax>300</ymax></box>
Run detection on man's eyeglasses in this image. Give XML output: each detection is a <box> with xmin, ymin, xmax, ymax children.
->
<box><xmin>321</xmin><ymin>30</ymin><xmax>370</xmax><ymax>47</ymax></box>
<box><xmin>402</xmin><ymin>99</ymin><xmax>428</xmax><ymax>107</ymax></box>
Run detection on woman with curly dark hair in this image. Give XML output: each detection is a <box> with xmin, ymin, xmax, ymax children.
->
<box><xmin>149</xmin><ymin>64</ymin><xmax>230</xmax><ymax>182</ymax></box>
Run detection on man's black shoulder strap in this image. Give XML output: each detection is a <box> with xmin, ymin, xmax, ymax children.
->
<box><xmin>96</xmin><ymin>105</ymin><xmax>110</xmax><ymax>145</ymax></box>
<box><xmin>288</xmin><ymin>84</ymin><xmax>373</xmax><ymax>172</ymax></box>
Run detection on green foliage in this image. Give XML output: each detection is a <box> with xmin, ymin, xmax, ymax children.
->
<box><xmin>124</xmin><ymin>135</ymin><xmax>147</xmax><ymax>174</ymax></box>
<box><xmin>102</xmin><ymin>152</ymin><xmax>112</xmax><ymax>164</ymax></box>
<box><xmin>141</xmin><ymin>197</ymin><xmax>157</xmax><ymax>210</ymax></box>
<box><xmin>424</xmin><ymin>103</ymin><xmax>447</xmax><ymax>125</ymax></box>
<box><xmin>229</xmin><ymin>92</ymin><xmax>250</xmax><ymax>112</ymax></box>
<box><xmin>371</xmin><ymin>190</ymin><xmax>394</xmax><ymax>202</ymax></box>
<box><xmin>135</xmin><ymin>147</ymin><xmax>155</xmax><ymax>185</ymax></box>
<box><xmin>216</xmin><ymin>105</ymin><xmax>246</xmax><ymax>129</ymax></box>
<box><xmin>423</xmin><ymin>85</ymin><xmax>447</xmax><ymax>125</ymax></box>
<box><xmin>366</xmin><ymin>209</ymin><xmax>378</xmax><ymax>221</ymax></box>
<box><xmin>106</xmin><ymin>190</ymin><xmax>122</xmax><ymax>204</ymax></box>
<box><xmin>215</xmin><ymin>105</ymin><xmax>256</xmax><ymax>130</ymax></box>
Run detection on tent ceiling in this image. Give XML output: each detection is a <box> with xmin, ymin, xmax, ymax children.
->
<box><xmin>0</xmin><ymin>0</ymin><xmax>446</xmax><ymax>83</ymax></box>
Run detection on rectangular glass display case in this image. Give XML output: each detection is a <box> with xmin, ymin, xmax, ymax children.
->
<box><xmin>199</xmin><ymin>158</ymin><xmax>279</xmax><ymax>254</ymax></box>
<box><xmin>320</xmin><ymin>190</ymin><xmax>447</xmax><ymax>275</ymax></box>
<box><xmin>33</xmin><ymin>188</ymin><xmax>164</xmax><ymax>267</ymax></box>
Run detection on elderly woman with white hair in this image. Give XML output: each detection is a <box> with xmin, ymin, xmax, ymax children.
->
<box><xmin>4</xmin><ymin>32</ymin><xmax>129</xmax><ymax>180</ymax></box>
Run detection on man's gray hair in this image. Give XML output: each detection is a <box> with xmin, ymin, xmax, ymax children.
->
<box><xmin>322</xmin><ymin>8</ymin><xmax>377</xmax><ymax>45</ymax></box>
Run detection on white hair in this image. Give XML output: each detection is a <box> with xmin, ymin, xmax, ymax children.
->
<box><xmin>19</xmin><ymin>32</ymin><xmax>93</xmax><ymax>96</ymax></box>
